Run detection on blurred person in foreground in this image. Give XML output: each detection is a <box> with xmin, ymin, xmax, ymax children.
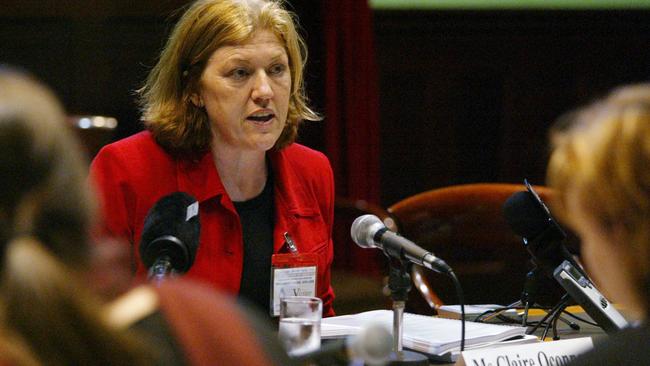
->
<box><xmin>0</xmin><ymin>68</ymin><xmax>154</xmax><ymax>365</ymax></box>
<box><xmin>547</xmin><ymin>83</ymin><xmax>650</xmax><ymax>365</ymax></box>
<box><xmin>0</xmin><ymin>68</ymin><xmax>288</xmax><ymax>365</ymax></box>
<box><xmin>90</xmin><ymin>0</ymin><xmax>335</xmax><ymax>316</ymax></box>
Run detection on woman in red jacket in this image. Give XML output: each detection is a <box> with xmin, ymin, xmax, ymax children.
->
<box><xmin>90</xmin><ymin>0</ymin><xmax>335</xmax><ymax>316</ymax></box>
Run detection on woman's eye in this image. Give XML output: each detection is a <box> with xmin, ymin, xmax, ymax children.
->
<box><xmin>229</xmin><ymin>68</ymin><xmax>250</xmax><ymax>80</ymax></box>
<box><xmin>269</xmin><ymin>64</ymin><xmax>287</xmax><ymax>76</ymax></box>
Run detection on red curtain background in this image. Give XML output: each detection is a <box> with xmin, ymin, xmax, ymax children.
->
<box><xmin>322</xmin><ymin>0</ymin><xmax>383</xmax><ymax>275</ymax></box>
<box><xmin>323</xmin><ymin>0</ymin><xmax>380</xmax><ymax>205</ymax></box>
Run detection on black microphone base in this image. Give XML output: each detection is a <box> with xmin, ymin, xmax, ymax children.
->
<box><xmin>387</xmin><ymin>350</ymin><xmax>429</xmax><ymax>365</ymax></box>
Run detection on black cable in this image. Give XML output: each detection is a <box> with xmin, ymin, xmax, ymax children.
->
<box><xmin>474</xmin><ymin>303</ymin><xmax>584</xmax><ymax>333</ymax></box>
<box><xmin>474</xmin><ymin>307</ymin><xmax>518</xmax><ymax>323</ymax></box>
<box><xmin>474</xmin><ymin>303</ymin><xmax>525</xmax><ymax>323</ymax></box>
<box><xmin>448</xmin><ymin>270</ymin><xmax>465</xmax><ymax>352</ymax></box>
<box><xmin>552</xmin><ymin>309</ymin><xmax>561</xmax><ymax>340</ymax></box>
<box><xmin>527</xmin><ymin>294</ymin><xmax>570</xmax><ymax>335</ymax></box>
<box><xmin>528</xmin><ymin>301</ymin><xmax>563</xmax><ymax>335</ymax></box>
<box><xmin>540</xmin><ymin>312</ymin><xmax>555</xmax><ymax>340</ymax></box>
<box><xmin>476</xmin><ymin>304</ymin><xmax>559</xmax><ymax>326</ymax></box>
<box><xmin>474</xmin><ymin>308</ymin><xmax>509</xmax><ymax>323</ymax></box>
<box><xmin>496</xmin><ymin>314</ymin><xmax>520</xmax><ymax>324</ymax></box>
<box><xmin>556</xmin><ymin>314</ymin><xmax>581</xmax><ymax>330</ymax></box>
<box><xmin>524</xmin><ymin>321</ymin><xmax>550</xmax><ymax>328</ymax></box>
<box><xmin>542</xmin><ymin>302</ymin><xmax>566</xmax><ymax>340</ymax></box>
<box><xmin>561</xmin><ymin>310</ymin><xmax>599</xmax><ymax>327</ymax></box>
<box><xmin>522</xmin><ymin>300</ymin><xmax>531</xmax><ymax>327</ymax></box>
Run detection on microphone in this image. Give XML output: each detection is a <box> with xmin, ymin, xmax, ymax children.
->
<box><xmin>140</xmin><ymin>192</ymin><xmax>200</xmax><ymax>281</ymax></box>
<box><xmin>503</xmin><ymin>182</ymin><xmax>628</xmax><ymax>332</ymax></box>
<box><xmin>502</xmin><ymin>184</ymin><xmax>578</xmax><ymax>277</ymax></box>
<box><xmin>351</xmin><ymin>214</ymin><xmax>452</xmax><ymax>274</ymax></box>
<box><xmin>291</xmin><ymin>322</ymin><xmax>392</xmax><ymax>366</ymax></box>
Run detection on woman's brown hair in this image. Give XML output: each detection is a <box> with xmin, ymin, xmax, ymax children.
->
<box><xmin>138</xmin><ymin>0</ymin><xmax>320</xmax><ymax>155</ymax></box>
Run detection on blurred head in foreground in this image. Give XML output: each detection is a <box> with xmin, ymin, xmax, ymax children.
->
<box><xmin>547</xmin><ymin>83</ymin><xmax>650</xmax><ymax>321</ymax></box>
<box><xmin>0</xmin><ymin>67</ymin><xmax>152</xmax><ymax>364</ymax></box>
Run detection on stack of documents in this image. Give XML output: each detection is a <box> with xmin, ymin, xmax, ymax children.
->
<box><xmin>322</xmin><ymin>310</ymin><xmax>536</xmax><ymax>361</ymax></box>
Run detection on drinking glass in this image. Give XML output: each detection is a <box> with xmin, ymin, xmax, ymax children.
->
<box><xmin>278</xmin><ymin>296</ymin><xmax>322</xmax><ymax>356</ymax></box>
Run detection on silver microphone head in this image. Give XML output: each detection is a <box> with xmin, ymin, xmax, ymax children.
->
<box><xmin>347</xmin><ymin>322</ymin><xmax>393</xmax><ymax>366</ymax></box>
<box><xmin>350</xmin><ymin>214</ymin><xmax>385</xmax><ymax>249</ymax></box>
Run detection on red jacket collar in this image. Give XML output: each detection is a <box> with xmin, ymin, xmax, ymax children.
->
<box><xmin>176</xmin><ymin>151</ymin><xmax>226</xmax><ymax>204</ymax></box>
<box><xmin>269</xmin><ymin>147</ymin><xmax>321</xmax><ymax>217</ymax></box>
<box><xmin>175</xmin><ymin>146</ymin><xmax>319</xmax><ymax>217</ymax></box>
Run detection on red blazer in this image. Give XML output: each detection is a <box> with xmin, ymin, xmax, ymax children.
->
<box><xmin>90</xmin><ymin>131</ymin><xmax>335</xmax><ymax>316</ymax></box>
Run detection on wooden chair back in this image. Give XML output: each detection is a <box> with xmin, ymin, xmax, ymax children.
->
<box><xmin>387</xmin><ymin>183</ymin><xmax>553</xmax><ymax>314</ymax></box>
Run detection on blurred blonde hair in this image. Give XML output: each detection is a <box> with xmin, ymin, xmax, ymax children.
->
<box><xmin>138</xmin><ymin>0</ymin><xmax>320</xmax><ymax>155</ymax></box>
<box><xmin>0</xmin><ymin>69</ymin><xmax>154</xmax><ymax>365</ymax></box>
<box><xmin>547</xmin><ymin>83</ymin><xmax>650</xmax><ymax>283</ymax></box>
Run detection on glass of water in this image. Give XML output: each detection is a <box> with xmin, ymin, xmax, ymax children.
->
<box><xmin>278</xmin><ymin>296</ymin><xmax>322</xmax><ymax>356</ymax></box>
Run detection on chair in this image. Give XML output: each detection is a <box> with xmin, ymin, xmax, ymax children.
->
<box><xmin>387</xmin><ymin>183</ymin><xmax>553</xmax><ymax>315</ymax></box>
<box><xmin>331</xmin><ymin>197</ymin><xmax>394</xmax><ymax>314</ymax></box>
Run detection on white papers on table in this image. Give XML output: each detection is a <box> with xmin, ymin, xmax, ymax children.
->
<box><xmin>321</xmin><ymin>310</ymin><xmax>530</xmax><ymax>357</ymax></box>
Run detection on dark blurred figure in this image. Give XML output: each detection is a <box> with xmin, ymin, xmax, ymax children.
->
<box><xmin>0</xmin><ymin>67</ymin><xmax>154</xmax><ymax>365</ymax></box>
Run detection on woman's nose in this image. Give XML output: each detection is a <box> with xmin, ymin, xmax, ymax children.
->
<box><xmin>251</xmin><ymin>71</ymin><xmax>274</xmax><ymax>103</ymax></box>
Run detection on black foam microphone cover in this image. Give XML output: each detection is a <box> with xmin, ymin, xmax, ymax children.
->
<box><xmin>502</xmin><ymin>190</ymin><xmax>553</xmax><ymax>240</ymax></box>
<box><xmin>140</xmin><ymin>192</ymin><xmax>200</xmax><ymax>273</ymax></box>
<box><xmin>503</xmin><ymin>189</ymin><xmax>576</xmax><ymax>276</ymax></box>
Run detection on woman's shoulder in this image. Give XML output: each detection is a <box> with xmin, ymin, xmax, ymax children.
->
<box><xmin>274</xmin><ymin>143</ymin><xmax>334</xmax><ymax>189</ymax></box>
<box><xmin>89</xmin><ymin>131</ymin><xmax>183</xmax><ymax>201</ymax></box>
<box><xmin>278</xmin><ymin>143</ymin><xmax>331</xmax><ymax>169</ymax></box>
<box><xmin>91</xmin><ymin>131</ymin><xmax>176</xmax><ymax>175</ymax></box>
<box><xmin>96</xmin><ymin>131</ymin><xmax>165</xmax><ymax>159</ymax></box>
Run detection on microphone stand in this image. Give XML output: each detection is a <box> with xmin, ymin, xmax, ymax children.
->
<box><xmin>520</xmin><ymin>266</ymin><xmax>579</xmax><ymax>332</ymax></box>
<box><xmin>386</xmin><ymin>258</ymin><xmax>429</xmax><ymax>366</ymax></box>
<box><xmin>520</xmin><ymin>268</ymin><xmax>538</xmax><ymax>327</ymax></box>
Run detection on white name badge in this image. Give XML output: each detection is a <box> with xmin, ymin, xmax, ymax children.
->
<box><xmin>270</xmin><ymin>265</ymin><xmax>317</xmax><ymax>316</ymax></box>
<box><xmin>456</xmin><ymin>337</ymin><xmax>594</xmax><ymax>366</ymax></box>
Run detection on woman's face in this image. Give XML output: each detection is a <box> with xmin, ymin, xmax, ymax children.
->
<box><xmin>195</xmin><ymin>30</ymin><xmax>291</xmax><ymax>153</ymax></box>
<box><xmin>567</xmin><ymin>192</ymin><xmax>645</xmax><ymax>318</ymax></box>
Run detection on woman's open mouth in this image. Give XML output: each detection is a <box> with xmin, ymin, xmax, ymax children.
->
<box><xmin>247</xmin><ymin>112</ymin><xmax>275</xmax><ymax>123</ymax></box>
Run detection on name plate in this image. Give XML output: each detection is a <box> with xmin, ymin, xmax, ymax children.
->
<box><xmin>456</xmin><ymin>337</ymin><xmax>593</xmax><ymax>366</ymax></box>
